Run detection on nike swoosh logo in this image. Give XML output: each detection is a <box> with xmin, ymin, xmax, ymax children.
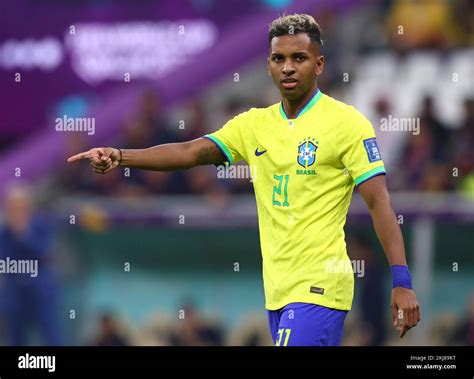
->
<box><xmin>255</xmin><ymin>148</ymin><xmax>267</xmax><ymax>156</ymax></box>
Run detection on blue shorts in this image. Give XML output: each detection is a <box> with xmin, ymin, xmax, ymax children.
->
<box><xmin>267</xmin><ymin>302</ymin><xmax>348</xmax><ymax>346</ymax></box>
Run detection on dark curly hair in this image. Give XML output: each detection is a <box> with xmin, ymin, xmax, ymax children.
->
<box><xmin>268</xmin><ymin>13</ymin><xmax>323</xmax><ymax>47</ymax></box>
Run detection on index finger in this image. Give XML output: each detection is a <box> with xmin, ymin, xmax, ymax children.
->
<box><xmin>67</xmin><ymin>151</ymin><xmax>93</xmax><ymax>162</ymax></box>
<box><xmin>402</xmin><ymin>306</ymin><xmax>417</xmax><ymax>338</ymax></box>
<box><xmin>399</xmin><ymin>320</ymin><xmax>410</xmax><ymax>338</ymax></box>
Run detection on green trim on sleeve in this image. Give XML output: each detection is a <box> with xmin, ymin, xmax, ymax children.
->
<box><xmin>354</xmin><ymin>165</ymin><xmax>386</xmax><ymax>186</ymax></box>
<box><xmin>204</xmin><ymin>134</ymin><xmax>234</xmax><ymax>165</ymax></box>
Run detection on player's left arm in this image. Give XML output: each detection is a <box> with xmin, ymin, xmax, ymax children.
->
<box><xmin>358</xmin><ymin>175</ymin><xmax>421</xmax><ymax>338</ymax></box>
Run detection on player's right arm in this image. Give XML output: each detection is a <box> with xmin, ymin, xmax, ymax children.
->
<box><xmin>66</xmin><ymin>137</ymin><xmax>226</xmax><ymax>174</ymax></box>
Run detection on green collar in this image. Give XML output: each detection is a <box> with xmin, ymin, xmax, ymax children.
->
<box><xmin>279</xmin><ymin>89</ymin><xmax>322</xmax><ymax>120</ymax></box>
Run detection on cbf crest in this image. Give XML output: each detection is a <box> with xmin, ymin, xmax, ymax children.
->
<box><xmin>297</xmin><ymin>137</ymin><xmax>318</xmax><ymax>168</ymax></box>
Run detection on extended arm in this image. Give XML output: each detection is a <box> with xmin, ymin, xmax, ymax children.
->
<box><xmin>358</xmin><ymin>175</ymin><xmax>421</xmax><ymax>338</ymax></box>
<box><xmin>67</xmin><ymin>137</ymin><xmax>226</xmax><ymax>173</ymax></box>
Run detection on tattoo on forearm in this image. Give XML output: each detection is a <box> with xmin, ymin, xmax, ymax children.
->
<box><xmin>196</xmin><ymin>144</ymin><xmax>225</xmax><ymax>165</ymax></box>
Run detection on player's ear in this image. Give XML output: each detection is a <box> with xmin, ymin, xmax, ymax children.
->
<box><xmin>267</xmin><ymin>56</ymin><xmax>271</xmax><ymax>76</ymax></box>
<box><xmin>315</xmin><ymin>55</ymin><xmax>324</xmax><ymax>76</ymax></box>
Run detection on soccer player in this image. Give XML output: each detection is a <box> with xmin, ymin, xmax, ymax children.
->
<box><xmin>67</xmin><ymin>14</ymin><xmax>420</xmax><ymax>346</ymax></box>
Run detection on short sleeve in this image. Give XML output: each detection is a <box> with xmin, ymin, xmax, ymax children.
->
<box><xmin>203</xmin><ymin>110</ymin><xmax>250</xmax><ymax>165</ymax></box>
<box><xmin>339</xmin><ymin>109</ymin><xmax>386</xmax><ymax>186</ymax></box>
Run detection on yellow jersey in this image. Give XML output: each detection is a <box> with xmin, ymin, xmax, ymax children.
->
<box><xmin>204</xmin><ymin>89</ymin><xmax>386</xmax><ymax>311</ymax></box>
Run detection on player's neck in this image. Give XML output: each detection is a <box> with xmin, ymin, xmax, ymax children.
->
<box><xmin>281</xmin><ymin>84</ymin><xmax>319</xmax><ymax>119</ymax></box>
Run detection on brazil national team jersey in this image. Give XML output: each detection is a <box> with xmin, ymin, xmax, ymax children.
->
<box><xmin>204</xmin><ymin>89</ymin><xmax>385</xmax><ymax>311</ymax></box>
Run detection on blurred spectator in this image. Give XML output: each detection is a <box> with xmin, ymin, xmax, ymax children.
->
<box><xmin>455</xmin><ymin>98</ymin><xmax>474</xmax><ymax>151</ymax></box>
<box><xmin>141</xmin><ymin>99</ymin><xmax>210</xmax><ymax>194</ymax></box>
<box><xmin>429</xmin><ymin>312</ymin><xmax>458</xmax><ymax>345</ymax></box>
<box><xmin>454</xmin><ymin>98</ymin><xmax>474</xmax><ymax>199</ymax></box>
<box><xmin>118</xmin><ymin>90</ymin><xmax>187</xmax><ymax>196</ymax></box>
<box><xmin>449</xmin><ymin>293</ymin><xmax>474</xmax><ymax>345</ymax></box>
<box><xmin>398</xmin><ymin>120</ymin><xmax>436</xmax><ymax>189</ymax></box>
<box><xmin>135</xmin><ymin>312</ymin><xmax>172</xmax><ymax>346</ymax></box>
<box><xmin>134</xmin><ymin>89</ymin><xmax>176</xmax><ymax>146</ymax></box>
<box><xmin>371</xmin><ymin>97</ymin><xmax>405</xmax><ymax>170</ymax></box>
<box><xmin>348</xmin><ymin>233</ymin><xmax>387</xmax><ymax>346</ymax></box>
<box><xmin>177</xmin><ymin>99</ymin><xmax>208</xmax><ymax>142</ymax></box>
<box><xmin>186</xmin><ymin>166</ymin><xmax>230</xmax><ymax>209</ymax></box>
<box><xmin>227</xmin><ymin>313</ymin><xmax>273</xmax><ymax>346</ymax></box>
<box><xmin>0</xmin><ymin>183</ymin><xmax>63</xmax><ymax>346</ymax></box>
<box><xmin>169</xmin><ymin>301</ymin><xmax>224</xmax><ymax>346</ymax></box>
<box><xmin>419</xmin><ymin>163</ymin><xmax>452</xmax><ymax>192</ymax></box>
<box><xmin>309</xmin><ymin>7</ymin><xmax>343</xmax><ymax>90</ymax></box>
<box><xmin>386</xmin><ymin>0</ymin><xmax>459</xmax><ymax>52</ymax></box>
<box><xmin>91</xmin><ymin>312</ymin><xmax>130</xmax><ymax>347</ymax></box>
<box><xmin>141</xmin><ymin>171</ymin><xmax>178</xmax><ymax>194</ymax></box>
<box><xmin>451</xmin><ymin>0</ymin><xmax>474</xmax><ymax>46</ymax></box>
<box><xmin>419</xmin><ymin>96</ymin><xmax>453</xmax><ymax>161</ymax></box>
<box><xmin>123</xmin><ymin>120</ymin><xmax>156</xmax><ymax>150</ymax></box>
<box><xmin>397</xmin><ymin>96</ymin><xmax>454</xmax><ymax>190</ymax></box>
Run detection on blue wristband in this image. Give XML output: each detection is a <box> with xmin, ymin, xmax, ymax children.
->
<box><xmin>391</xmin><ymin>265</ymin><xmax>413</xmax><ymax>289</ymax></box>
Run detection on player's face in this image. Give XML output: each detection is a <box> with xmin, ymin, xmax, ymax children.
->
<box><xmin>268</xmin><ymin>33</ymin><xmax>324</xmax><ymax>100</ymax></box>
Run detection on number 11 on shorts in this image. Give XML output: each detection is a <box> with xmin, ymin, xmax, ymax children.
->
<box><xmin>275</xmin><ymin>328</ymin><xmax>291</xmax><ymax>346</ymax></box>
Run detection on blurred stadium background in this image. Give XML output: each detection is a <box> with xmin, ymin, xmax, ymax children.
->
<box><xmin>0</xmin><ymin>0</ymin><xmax>472</xmax><ymax>346</ymax></box>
